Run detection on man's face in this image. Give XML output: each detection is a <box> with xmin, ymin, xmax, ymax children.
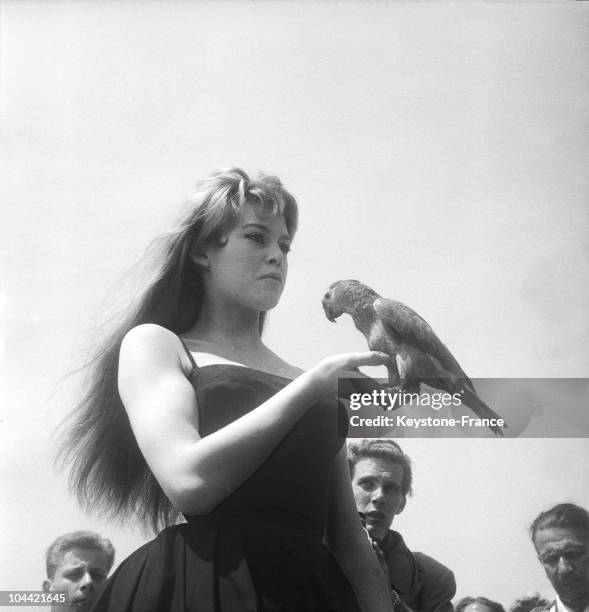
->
<box><xmin>43</xmin><ymin>548</ymin><xmax>110</xmax><ymax>612</ymax></box>
<box><xmin>351</xmin><ymin>457</ymin><xmax>406</xmax><ymax>542</ymax></box>
<box><xmin>534</xmin><ymin>526</ymin><xmax>589</xmax><ymax>608</ymax></box>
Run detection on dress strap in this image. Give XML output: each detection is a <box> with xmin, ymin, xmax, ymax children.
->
<box><xmin>178</xmin><ymin>336</ymin><xmax>198</xmax><ymax>377</ymax></box>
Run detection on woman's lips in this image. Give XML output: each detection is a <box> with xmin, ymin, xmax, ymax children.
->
<box><xmin>259</xmin><ymin>272</ymin><xmax>283</xmax><ymax>283</ymax></box>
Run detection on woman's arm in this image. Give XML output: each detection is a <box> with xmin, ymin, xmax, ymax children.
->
<box><xmin>118</xmin><ymin>323</ymin><xmax>388</xmax><ymax>516</ymax></box>
<box><xmin>324</xmin><ymin>446</ymin><xmax>394</xmax><ymax>612</ymax></box>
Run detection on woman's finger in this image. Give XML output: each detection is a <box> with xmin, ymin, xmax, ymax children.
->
<box><xmin>343</xmin><ymin>351</ymin><xmax>390</xmax><ymax>368</ymax></box>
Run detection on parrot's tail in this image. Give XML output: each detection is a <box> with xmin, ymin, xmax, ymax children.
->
<box><xmin>457</xmin><ymin>386</ymin><xmax>507</xmax><ymax>437</ymax></box>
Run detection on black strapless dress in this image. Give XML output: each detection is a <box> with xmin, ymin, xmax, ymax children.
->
<box><xmin>90</xmin><ymin>364</ymin><xmax>360</xmax><ymax>612</ymax></box>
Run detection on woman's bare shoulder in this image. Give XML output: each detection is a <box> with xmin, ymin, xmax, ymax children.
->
<box><xmin>122</xmin><ymin>323</ymin><xmax>179</xmax><ymax>348</ymax></box>
<box><xmin>120</xmin><ymin>324</ymin><xmax>190</xmax><ymax>372</ymax></box>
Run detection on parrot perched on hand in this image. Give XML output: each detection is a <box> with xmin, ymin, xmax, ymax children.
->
<box><xmin>321</xmin><ymin>279</ymin><xmax>505</xmax><ymax>436</ymax></box>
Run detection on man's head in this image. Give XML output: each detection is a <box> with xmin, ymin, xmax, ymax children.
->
<box><xmin>530</xmin><ymin>503</ymin><xmax>589</xmax><ymax>611</ymax></box>
<box><xmin>43</xmin><ymin>531</ymin><xmax>115</xmax><ymax>612</ymax></box>
<box><xmin>509</xmin><ymin>594</ymin><xmax>550</xmax><ymax>612</ymax></box>
<box><xmin>455</xmin><ymin>596</ymin><xmax>506</xmax><ymax>612</ymax></box>
<box><xmin>347</xmin><ymin>439</ymin><xmax>412</xmax><ymax>542</ymax></box>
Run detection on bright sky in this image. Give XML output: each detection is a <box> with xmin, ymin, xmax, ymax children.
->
<box><xmin>1</xmin><ymin>1</ymin><xmax>588</xmax><ymax>609</ymax></box>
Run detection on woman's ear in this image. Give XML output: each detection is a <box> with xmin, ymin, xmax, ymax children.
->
<box><xmin>190</xmin><ymin>247</ymin><xmax>210</xmax><ymax>269</ymax></box>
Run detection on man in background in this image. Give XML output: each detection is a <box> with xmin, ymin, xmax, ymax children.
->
<box><xmin>348</xmin><ymin>438</ymin><xmax>455</xmax><ymax>612</ymax></box>
<box><xmin>510</xmin><ymin>594</ymin><xmax>550</xmax><ymax>612</ymax></box>
<box><xmin>530</xmin><ymin>503</ymin><xmax>589</xmax><ymax>612</ymax></box>
<box><xmin>456</xmin><ymin>596</ymin><xmax>506</xmax><ymax>612</ymax></box>
<box><xmin>42</xmin><ymin>531</ymin><xmax>115</xmax><ymax>612</ymax></box>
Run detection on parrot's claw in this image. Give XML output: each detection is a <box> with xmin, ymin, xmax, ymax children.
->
<box><xmin>381</xmin><ymin>384</ymin><xmax>407</xmax><ymax>411</ymax></box>
<box><xmin>382</xmin><ymin>384</ymin><xmax>402</xmax><ymax>393</ymax></box>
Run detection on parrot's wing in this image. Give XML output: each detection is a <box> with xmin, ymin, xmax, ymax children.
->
<box><xmin>373</xmin><ymin>297</ymin><xmax>473</xmax><ymax>387</ymax></box>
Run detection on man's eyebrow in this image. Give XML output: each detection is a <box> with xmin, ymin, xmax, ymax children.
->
<box><xmin>241</xmin><ymin>223</ymin><xmax>291</xmax><ymax>240</ymax></box>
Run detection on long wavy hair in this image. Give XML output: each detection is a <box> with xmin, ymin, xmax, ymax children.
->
<box><xmin>58</xmin><ymin>168</ymin><xmax>299</xmax><ymax>533</ymax></box>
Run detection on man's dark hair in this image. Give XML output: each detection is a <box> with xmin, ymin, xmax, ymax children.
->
<box><xmin>509</xmin><ymin>594</ymin><xmax>550</xmax><ymax>612</ymax></box>
<box><xmin>347</xmin><ymin>439</ymin><xmax>412</xmax><ymax>496</ymax></box>
<box><xmin>530</xmin><ymin>503</ymin><xmax>589</xmax><ymax>545</ymax></box>
<box><xmin>455</xmin><ymin>596</ymin><xmax>506</xmax><ymax>612</ymax></box>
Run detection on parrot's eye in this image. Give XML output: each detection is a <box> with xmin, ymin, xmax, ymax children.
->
<box><xmin>323</xmin><ymin>292</ymin><xmax>331</xmax><ymax>300</ymax></box>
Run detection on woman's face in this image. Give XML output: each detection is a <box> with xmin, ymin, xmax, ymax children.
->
<box><xmin>201</xmin><ymin>203</ymin><xmax>292</xmax><ymax>313</ymax></box>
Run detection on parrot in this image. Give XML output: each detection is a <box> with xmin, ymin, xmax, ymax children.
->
<box><xmin>321</xmin><ymin>279</ymin><xmax>506</xmax><ymax>436</ymax></box>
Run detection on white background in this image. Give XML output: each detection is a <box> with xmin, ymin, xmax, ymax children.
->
<box><xmin>1</xmin><ymin>1</ymin><xmax>588</xmax><ymax>609</ymax></box>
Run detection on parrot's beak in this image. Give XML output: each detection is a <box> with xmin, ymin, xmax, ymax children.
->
<box><xmin>322</xmin><ymin>300</ymin><xmax>343</xmax><ymax>322</ymax></box>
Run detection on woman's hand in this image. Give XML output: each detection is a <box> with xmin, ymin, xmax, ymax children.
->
<box><xmin>307</xmin><ymin>351</ymin><xmax>390</xmax><ymax>400</ymax></box>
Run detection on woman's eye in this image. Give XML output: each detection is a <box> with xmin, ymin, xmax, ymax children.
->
<box><xmin>280</xmin><ymin>243</ymin><xmax>291</xmax><ymax>254</ymax></box>
<box><xmin>246</xmin><ymin>233</ymin><xmax>264</xmax><ymax>244</ymax></box>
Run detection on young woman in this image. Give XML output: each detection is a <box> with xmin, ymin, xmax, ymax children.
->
<box><xmin>61</xmin><ymin>168</ymin><xmax>392</xmax><ymax>612</ymax></box>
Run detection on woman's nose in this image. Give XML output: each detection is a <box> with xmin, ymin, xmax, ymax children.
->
<box><xmin>265</xmin><ymin>245</ymin><xmax>284</xmax><ymax>265</ymax></box>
